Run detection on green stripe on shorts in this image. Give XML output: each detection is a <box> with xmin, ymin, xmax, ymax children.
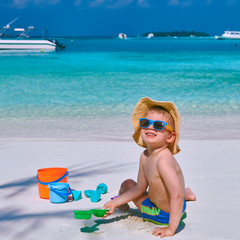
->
<box><xmin>141</xmin><ymin>205</ymin><xmax>160</xmax><ymax>216</ymax></box>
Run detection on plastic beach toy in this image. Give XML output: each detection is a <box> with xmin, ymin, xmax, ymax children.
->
<box><xmin>37</xmin><ymin>167</ymin><xmax>69</xmax><ymax>199</ymax></box>
<box><xmin>84</xmin><ymin>190</ymin><xmax>101</xmax><ymax>202</ymax></box>
<box><xmin>73</xmin><ymin>209</ymin><xmax>108</xmax><ymax>220</ymax></box>
<box><xmin>73</xmin><ymin>210</ymin><xmax>92</xmax><ymax>220</ymax></box>
<box><xmin>91</xmin><ymin>209</ymin><xmax>108</xmax><ymax>217</ymax></box>
<box><xmin>96</xmin><ymin>183</ymin><xmax>108</xmax><ymax>194</ymax></box>
<box><xmin>72</xmin><ymin>190</ymin><xmax>82</xmax><ymax>201</ymax></box>
<box><xmin>111</xmin><ymin>195</ymin><xmax>118</xmax><ymax>200</ymax></box>
<box><xmin>48</xmin><ymin>182</ymin><xmax>72</xmax><ymax>203</ymax></box>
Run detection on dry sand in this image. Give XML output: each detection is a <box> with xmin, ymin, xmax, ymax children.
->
<box><xmin>0</xmin><ymin>140</ymin><xmax>239</xmax><ymax>240</ymax></box>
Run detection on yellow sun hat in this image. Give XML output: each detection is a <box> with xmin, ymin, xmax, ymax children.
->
<box><xmin>132</xmin><ymin>97</ymin><xmax>181</xmax><ymax>155</ymax></box>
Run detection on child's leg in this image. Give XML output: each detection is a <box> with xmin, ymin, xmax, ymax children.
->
<box><xmin>118</xmin><ymin>179</ymin><xmax>148</xmax><ymax>211</ymax></box>
<box><xmin>185</xmin><ymin>187</ymin><xmax>196</xmax><ymax>201</ymax></box>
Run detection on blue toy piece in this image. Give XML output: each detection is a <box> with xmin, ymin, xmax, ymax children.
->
<box><xmin>96</xmin><ymin>183</ymin><xmax>108</xmax><ymax>194</ymax></box>
<box><xmin>72</xmin><ymin>190</ymin><xmax>82</xmax><ymax>201</ymax></box>
<box><xmin>84</xmin><ymin>190</ymin><xmax>101</xmax><ymax>202</ymax></box>
<box><xmin>84</xmin><ymin>190</ymin><xmax>93</xmax><ymax>198</ymax></box>
<box><xmin>48</xmin><ymin>182</ymin><xmax>72</xmax><ymax>203</ymax></box>
<box><xmin>90</xmin><ymin>191</ymin><xmax>100</xmax><ymax>202</ymax></box>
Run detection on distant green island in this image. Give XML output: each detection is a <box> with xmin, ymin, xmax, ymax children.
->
<box><xmin>142</xmin><ymin>31</ymin><xmax>209</xmax><ymax>37</ymax></box>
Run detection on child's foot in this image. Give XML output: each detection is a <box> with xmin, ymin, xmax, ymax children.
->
<box><xmin>117</xmin><ymin>203</ymin><xmax>130</xmax><ymax>211</ymax></box>
<box><xmin>185</xmin><ymin>187</ymin><xmax>196</xmax><ymax>201</ymax></box>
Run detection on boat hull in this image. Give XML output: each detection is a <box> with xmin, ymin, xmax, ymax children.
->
<box><xmin>215</xmin><ymin>31</ymin><xmax>240</xmax><ymax>40</ymax></box>
<box><xmin>0</xmin><ymin>39</ymin><xmax>56</xmax><ymax>50</ymax></box>
<box><xmin>215</xmin><ymin>36</ymin><xmax>240</xmax><ymax>40</ymax></box>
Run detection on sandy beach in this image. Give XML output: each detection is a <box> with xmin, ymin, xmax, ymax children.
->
<box><xmin>0</xmin><ymin>139</ymin><xmax>239</xmax><ymax>240</ymax></box>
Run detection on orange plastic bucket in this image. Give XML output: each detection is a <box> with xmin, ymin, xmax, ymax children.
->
<box><xmin>37</xmin><ymin>167</ymin><xmax>69</xmax><ymax>199</ymax></box>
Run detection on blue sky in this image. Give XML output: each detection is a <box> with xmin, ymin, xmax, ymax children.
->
<box><xmin>1</xmin><ymin>0</ymin><xmax>240</xmax><ymax>36</ymax></box>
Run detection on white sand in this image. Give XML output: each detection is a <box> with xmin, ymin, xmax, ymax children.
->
<box><xmin>0</xmin><ymin>140</ymin><xmax>240</xmax><ymax>240</ymax></box>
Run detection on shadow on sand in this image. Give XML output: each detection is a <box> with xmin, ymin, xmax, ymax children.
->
<box><xmin>0</xmin><ymin>160</ymin><xmax>135</xmax><ymax>198</ymax></box>
<box><xmin>0</xmin><ymin>159</ymin><xmax>185</xmax><ymax>238</ymax></box>
<box><xmin>0</xmin><ymin>207</ymin><xmax>74</xmax><ymax>240</ymax></box>
<box><xmin>0</xmin><ymin>160</ymin><xmax>135</xmax><ymax>239</ymax></box>
<box><xmin>80</xmin><ymin>208</ymin><xmax>185</xmax><ymax>236</ymax></box>
<box><xmin>80</xmin><ymin>208</ymin><xmax>142</xmax><ymax>233</ymax></box>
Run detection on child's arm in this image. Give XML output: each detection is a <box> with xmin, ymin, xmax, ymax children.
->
<box><xmin>153</xmin><ymin>156</ymin><xmax>185</xmax><ymax>238</ymax></box>
<box><xmin>103</xmin><ymin>154</ymin><xmax>148</xmax><ymax>217</ymax></box>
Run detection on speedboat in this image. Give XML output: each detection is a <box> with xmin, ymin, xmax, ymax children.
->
<box><xmin>215</xmin><ymin>31</ymin><xmax>240</xmax><ymax>40</ymax></box>
<box><xmin>0</xmin><ymin>18</ymin><xmax>65</xmax><ymax>51</ymax></box>
<box><xmin>0</xmin><ymin>38</ymin><xmax>60</xmax><ymax>51</ymax></box>
<box><xmin>118</xmin><ymin>33</ymin><xmax>127</xmax><ymax>39</ymax></box>
<box><xmin>147</xmin><ymin>33</ymin><xmax>154</xmax><ymax>39</ymax></box>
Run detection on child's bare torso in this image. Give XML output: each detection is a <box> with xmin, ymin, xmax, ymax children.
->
<box><xmin>141</xmin><ymin>148</ymin><xmax>185</xmax><ymax>213</ymax></box>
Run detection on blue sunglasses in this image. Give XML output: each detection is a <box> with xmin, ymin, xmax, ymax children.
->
<box><xmin>139</xmin><ymin>118</ymin><xmax>173</xmax><ymax>132</ymax></box>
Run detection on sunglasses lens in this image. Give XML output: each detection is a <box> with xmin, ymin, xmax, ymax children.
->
<box><xmin>153</xmin><ymin>121</ymin><xmax>164</xmax><ymax>130</ymax></box>
<box><xmin>139</xmin><ymin>119</ymin><xmax>150</xmax><ymax>128</ymax></box>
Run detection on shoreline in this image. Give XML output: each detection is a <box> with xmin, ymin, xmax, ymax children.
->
<box><xmin>1</xmin><ymin>113</ymin><xmax>240</xmax><ymax>142</ymax></box>
<box><xmin>1</xmin><ymin>139</ymin><xmax>239</xmax><ymax>239</ymax></box>
<box><xmin>1</xmin><ymin>132</ymin><xmax>240</xmax><ymax>142</ymax></box>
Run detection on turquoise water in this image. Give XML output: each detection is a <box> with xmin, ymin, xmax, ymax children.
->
<box><xmin>0</xmin><ymin>37</ymin><xmax>240</xmax><ymax>140</ymax></box>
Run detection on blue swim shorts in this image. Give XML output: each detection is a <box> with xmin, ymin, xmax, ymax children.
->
<box><xmin>140</xmin><ymin>198</ymin><xmax>187</xmax><ymax>225</ymax></box>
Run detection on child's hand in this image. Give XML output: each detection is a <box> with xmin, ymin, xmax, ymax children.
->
<box><xmin>102</xmin><ymin>201</ymin><xmax>116</xmax><ymax>218</ymax></box>
<box><xmin>152</xmin><ymin>227</ymin><xmax>174</xmax><ymax>238</ymax></box>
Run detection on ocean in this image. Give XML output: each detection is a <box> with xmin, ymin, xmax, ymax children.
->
<box><xmin>0</xmin><ymin>37</ymin><xmax>240</xmax><ymax>141</ymax></box>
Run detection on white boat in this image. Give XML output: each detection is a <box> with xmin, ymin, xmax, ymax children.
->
<box><xmin>0</xmin><ymin>39</ymin><xmax>58</xmax><ymax>50</ymax></box>
<box><xmin>0</xmin><ymin>18</ymin><xmax>65</xmax><ymax>51</ymax></box>
<box><xmin>118</xmin><ymin>33</ymin><xmax>127</xmax><ymax>39</ymax></box>
<box><xmin>215</xmin><ymin>31</ymin><xmax>240</xmax><ymax>40</ymax></box>
<box><xmin>147</xmin><ymin>33</ymin><xmax>154</xmax><ymax>39</ymax></box>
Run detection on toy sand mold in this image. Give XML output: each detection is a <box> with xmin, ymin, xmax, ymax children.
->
<box><xmin>73</xmin><ymin>209</ymin><xmax>108</xmax><ymax>219</ymax></box>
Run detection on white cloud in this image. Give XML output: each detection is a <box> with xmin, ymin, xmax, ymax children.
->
<box><xmin>225</xmin><ymin>0</ymin><xmax>237</xmax><ymax>5</ymax></box>
<box><xmin>74</xmin><ymin>0</ymin><xmax>82</xmax><ymax>6</ymax></box>
<box><xmin>137</xmin><ymin>0</ymin><xmax>149</xmax><ymax>7</ymax></box>
<box><xmin>90</xmin><ymin>0</ymin><xmax>106</xmax><ymax>7</ymax></box>
<box><xmin>12</xmin><ymin>0</ymin><xmax>28</xmax><ymax>8</ymax></box>
<box><xmin>168</xmin><ymin>0</ymin><xmax>179</xmax><ymax>5</ymax></box>
<box><xmin>8</xmin><ymin>0</ymin><xmax>239</xmax><ymax>10</ymax></box>
<box><xmin>12</xmin><ymin>0</ymin><xmax>60</xmax><ymax>8</ymax></box>
<box><xmin>9</xmin><ymin>0</ymin><xmax>149</xmax><ymax>9</ymax></box>
<box><xmin>106</xmin><ymin>0</ymin><xmax>134</xmax><ymax>9</ymax></box>
<box><xmin>168</xmin><ymin>0</ymin><xmax>238</xmax><ymax>7</ymax></box>
<box><xmin>205</xmin><ymin>0</ymin><xmax>212</xmax><ymax>4</ymax></box>
<box><xmin>168</xmin><ymin>0</ymin><xmax>193</xmax><ymax>7</ymax></box>
<box><xmin>88</xmin><ymin>0</ymin><xmax>149</xmax><ymax>8</ymax></box>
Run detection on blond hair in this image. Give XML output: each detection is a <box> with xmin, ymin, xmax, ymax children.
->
<box><xmin>147</xmin><ymin>106</ymin><xmax>175</xmax><ymax>131</ymax></box>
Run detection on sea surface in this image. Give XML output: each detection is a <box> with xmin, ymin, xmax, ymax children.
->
<box><xmin>0</xmin><ymin>37</ymin><xmax>240</xmax><ymax>141</ymax></box>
